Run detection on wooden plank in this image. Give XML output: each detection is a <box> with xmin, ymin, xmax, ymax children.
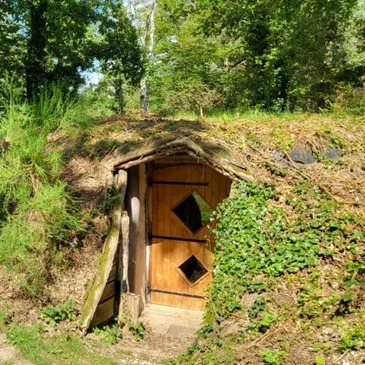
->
<box><xmin>79</xmin><ymin>170</ymin><xmax>128</xmax><ymax>332</ymax></box>
<box><xmin>119</xmin><ymin>212</ymin><xmax>130</xmax><ymax>292</ymax></box>
<box><xmin>116</xmin><ymin>210</ymin><xmax>129</xmax><ymax>326</ymax></box>
<box><xmin>100</xmin><ymin>281</ymin><xmax>116</xmax><ymax>303</ymax></box>
<box><xmin>113</xmin><ymin>248</ymin><xmax>119</xmax><ymax>264</ymax></box>
<box><xmin>89</xmin><ymin>297</ymin><xmax>116</xmax><ymax>328</ymax></box>
<box><xmin>150</xmin><ymin>292</ymin><xmax>206</xmax><ymax>310</ymax></box>
<box><xmin>108</xmin><ymin>263</ymin><xmax>118</xmax><ymax>282</ymax></box>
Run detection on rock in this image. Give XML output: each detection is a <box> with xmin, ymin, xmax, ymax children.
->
<box><xmin>241</xmin><ymin>293</ymin><xmax>259</xmax><ymax>308</ymax></box>
<box><xmin>324</xmin><ymin>146</ymin><xmax>342</xmax><ymax>159</ymax></box>
<box><xmin>289</xmin><ymin>143</ymin><xmax>317</xmax><ymax>164</ymax></box>
<box><xmin>272</xmin><ymin>150</ymin><xmax>289</xmax><ymax>166</ymax></box>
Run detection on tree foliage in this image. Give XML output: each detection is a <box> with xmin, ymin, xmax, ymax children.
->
<box><xmin>149</xmin><ymin>0</ymin><xmax>364</xmax><ymax>113</ymax></box>
<box><xmin>0</xmin><ymin>0</ymin><xmax>144</xmax><ymax>103</ymax></box>
<box><xmin>97</xmin><ymin>0</ymin><xmax>145</xmax><ymax>112</ymax></box>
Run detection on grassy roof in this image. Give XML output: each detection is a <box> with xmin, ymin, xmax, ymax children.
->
<box><xmin>61</xmin><ymin>112</ymin><xmax>364</xmax><ymax>216</ymax></box>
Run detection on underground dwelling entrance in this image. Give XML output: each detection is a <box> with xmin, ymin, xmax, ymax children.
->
<box><xmin>80</xmin><ymin>139</ymin><xmax>245</xmax><ymax>334</ymax></box>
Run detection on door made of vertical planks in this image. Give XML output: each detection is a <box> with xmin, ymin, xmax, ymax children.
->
<box><xmin>149</xmin><ymin>164</ymin><xmax>231</xmax><ymax>310</ymax></box>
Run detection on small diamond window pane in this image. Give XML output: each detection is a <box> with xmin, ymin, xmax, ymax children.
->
<box><xmin>173</xmin><ymin>191</ymin><xmax>213</xmax><ymax>234</ymax></box>
<box><xmin>178</xmin><ymin>255</ymin><xmax>208</xmax><ymax>285</ymax></box>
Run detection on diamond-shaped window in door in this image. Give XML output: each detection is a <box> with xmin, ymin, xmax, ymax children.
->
<box><xmin>177</xmin><ymin>255</ymin><xmax>209</xmax><ymax>286</ymax></box>
<box><xmin>172</xmin><ymin>191</ymin><xmax>213</xmax><ymax>234</ymax></box>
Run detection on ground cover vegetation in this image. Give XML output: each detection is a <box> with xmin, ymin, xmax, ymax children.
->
<box><xmin>0</xmin><ymin>0</ymin><xmax>365</xmax><ymax>364</ymax></box>
<box><xmin>0</xmin><ymin>308</ymin><xmax>118</xmax><ymax>365</ymax></box>
<box><xmin>169</xmin><ymin>179</ymin><xmax>365</xmax><ymax>364</ymax></box>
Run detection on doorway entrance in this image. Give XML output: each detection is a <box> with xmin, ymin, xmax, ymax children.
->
<box><xmin>148</xmin><ymin>163</ymin><xmax>231</xmax><ymax>310</ymax></box>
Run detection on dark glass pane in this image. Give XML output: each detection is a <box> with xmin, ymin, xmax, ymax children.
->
<box><xmin>173</xmin><ymin>191</ymin><xmax>213</xmax><ymax>234</ymax></box>
<box><xmin>178</xmin><ymin>255</ymin><xmax>208</xmax><ymax>285</ymax></box>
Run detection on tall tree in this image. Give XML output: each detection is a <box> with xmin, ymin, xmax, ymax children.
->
<box><xmin>127</xmin><ymin>0</ymin><xmax>156</xmax><ymax>112</ymax></box>
<box><xmin>148</xmin><ymin>0</ymin><xmax>362</xmax><ymax>113</ymax></box>
<box><xmin>25</xmin><ymin>0</ymin><xmax>48</xmax><ymax>99</ymax></box>
<box><xmin>98</xmin><ymin>0</ymin><xmax>145</xmax><ymax>113</ymax></box>
<box><xmin>0</xmin><ymin>0</ymin><xmax>144</xmax><ymax>103</ymax></box>
<box><xmin>148</xmin><ymin>0</ymin><xmax>224</xmax><ymax>114</ymax></box>
<box><xmin>197</xmin><ymin>0</ymin><xmax>358</xmax><ymax>111</ymax></box>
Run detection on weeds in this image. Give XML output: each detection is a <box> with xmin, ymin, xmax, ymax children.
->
<box><xmin>92</xmin><ymin>318</ymin><xmax>145</xmax><ymax>345</ymax></box>
<box><xmin>259</xmin><ymin>349</ymin><xmax>286</xmax><ymax>365</ymax></box>
<box><xmin>41</xmin><ymin>300</ymin><xmax>77</xmax><ymax>327</ymax></box>
<box><xmin>314</xmin><ymin>356</ymin><xmax>326</xmax><ymax>365</ymax></box>
<box><xmin>338</xmin><ymin>325</ymin><xmax>365</xmax><ymax>352</ymax></box>
<box><xmin>127</xmin><ymin>320</ymin><xmax>145</xmax><ymax>341</ymax></box>
<box><xmin>250</xmin><ymin>311</ymin><xmax>278</xmax><ymax>333</ymax></box>
<box><xmin>93</xmin><ymin>321</ymin><xmax>122</xmax><ymax>345</ymax></box>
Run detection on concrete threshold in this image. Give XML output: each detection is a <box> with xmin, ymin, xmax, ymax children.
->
<box><xmin>139</xmin><ymin>304</ymin><xmax>203</xmax><ymax>338</ymax></box>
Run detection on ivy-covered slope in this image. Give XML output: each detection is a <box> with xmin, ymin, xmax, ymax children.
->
<box><xmin>60</xmin><ymin>113</ymin><xmax>365</xmax><ymax>364</ymax></box>
<box><xmin>171</xmin><ymin>181</ymin><xmax>364</xmax><ymax>365</ymax></box>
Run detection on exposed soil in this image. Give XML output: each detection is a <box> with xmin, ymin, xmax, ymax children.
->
<box><xmin>85</xmin><ymin>332</ymin><xmax>193</xmax><ymax>364</ymax></box>
<box><xmin>0</xmin><ymin>333</ymin><xmax>32</xmax><ymax>365</ymax></box>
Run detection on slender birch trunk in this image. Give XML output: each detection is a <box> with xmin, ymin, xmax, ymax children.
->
<box><xmin>140</xmin><ymin>0</ymin><xmax>156</xmax><ymax>112</ymax></box>
<box><xmin>127</xmin><ymin>0</ymin><xmax>156</xmax><ymax>113</ymax></box>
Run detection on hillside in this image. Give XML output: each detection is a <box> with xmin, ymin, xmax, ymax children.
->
<box><xmin>65</xmin><ymin>113</ymin><xmax>365</xmax><ymax>365</ymax></box>
<box><xmin>1</xmin><ymin>112</ymin><xmax>365</xmax><ymax>365</ymax></box>
<box><xmin>53</xmin><ymin>113</ymin><xmax>364</xmax><ymax>363</ymax></box>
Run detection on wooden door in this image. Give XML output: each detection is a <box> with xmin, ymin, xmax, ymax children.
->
<box><xmin>149</xmin><ymin>164</ymin><xmax>231</xmax><ymax>310</ymax></box>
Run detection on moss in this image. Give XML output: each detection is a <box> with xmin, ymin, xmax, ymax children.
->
<box><xmin>79</xmin><ymin>206</ymin><xmax>121</xmax><ymax>330</ymax></box>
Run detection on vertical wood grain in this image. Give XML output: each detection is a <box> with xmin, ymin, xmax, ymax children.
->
<box><xmin>149</xmin><ymin>164</ymin><xmax>231</xmax><ymax>309</ymax></box>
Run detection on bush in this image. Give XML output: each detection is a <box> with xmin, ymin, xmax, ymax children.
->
<box><xmin>334</xmin><ymin>84</ymin><xmax>365</xmax><ymax>115</ymax></box>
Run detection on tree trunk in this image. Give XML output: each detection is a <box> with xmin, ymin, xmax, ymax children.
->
<box><xmin>139</xmin><ymin>0</ymin><xmax>156</xmax><ymax>112</ymax></box>
<box><xmin>140</xmin><ymin>77</ymin><xmax>148</xmax><ymax>112</ymax></box>
<box><xmin>114</xmin><ymin>73</ymin><xmax>124</xmax><ymax>114</ymax></box>
<box><xmin>25</xmin><ymin>0</ymin><xmax>48</xmax><ymax>101</ymax></box>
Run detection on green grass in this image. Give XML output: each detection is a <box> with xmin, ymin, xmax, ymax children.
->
<box><xmin>0</xmin><ymin>81</ymin><xmax>96</xmax><ymax>297</ymax></box>
<box><xmin>6</xmin><ymin>325</ymin><xmax>118</xmax><ymax>365</ymax></box>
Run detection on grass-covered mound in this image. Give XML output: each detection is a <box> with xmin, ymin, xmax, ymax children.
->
<box><xmin>1</xmin><ymin>103</ymin><xmax>364</xmax><ymax>364</ymax></box>
<box><xmin>113</xmin><ymin>114</ymin><xmax>364</xmax><ymax>365</ymax></box>
<box><xmin>66</xmin><ymin>112</ymin><xmax>364</xmax><ymax>365</ymax></box>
